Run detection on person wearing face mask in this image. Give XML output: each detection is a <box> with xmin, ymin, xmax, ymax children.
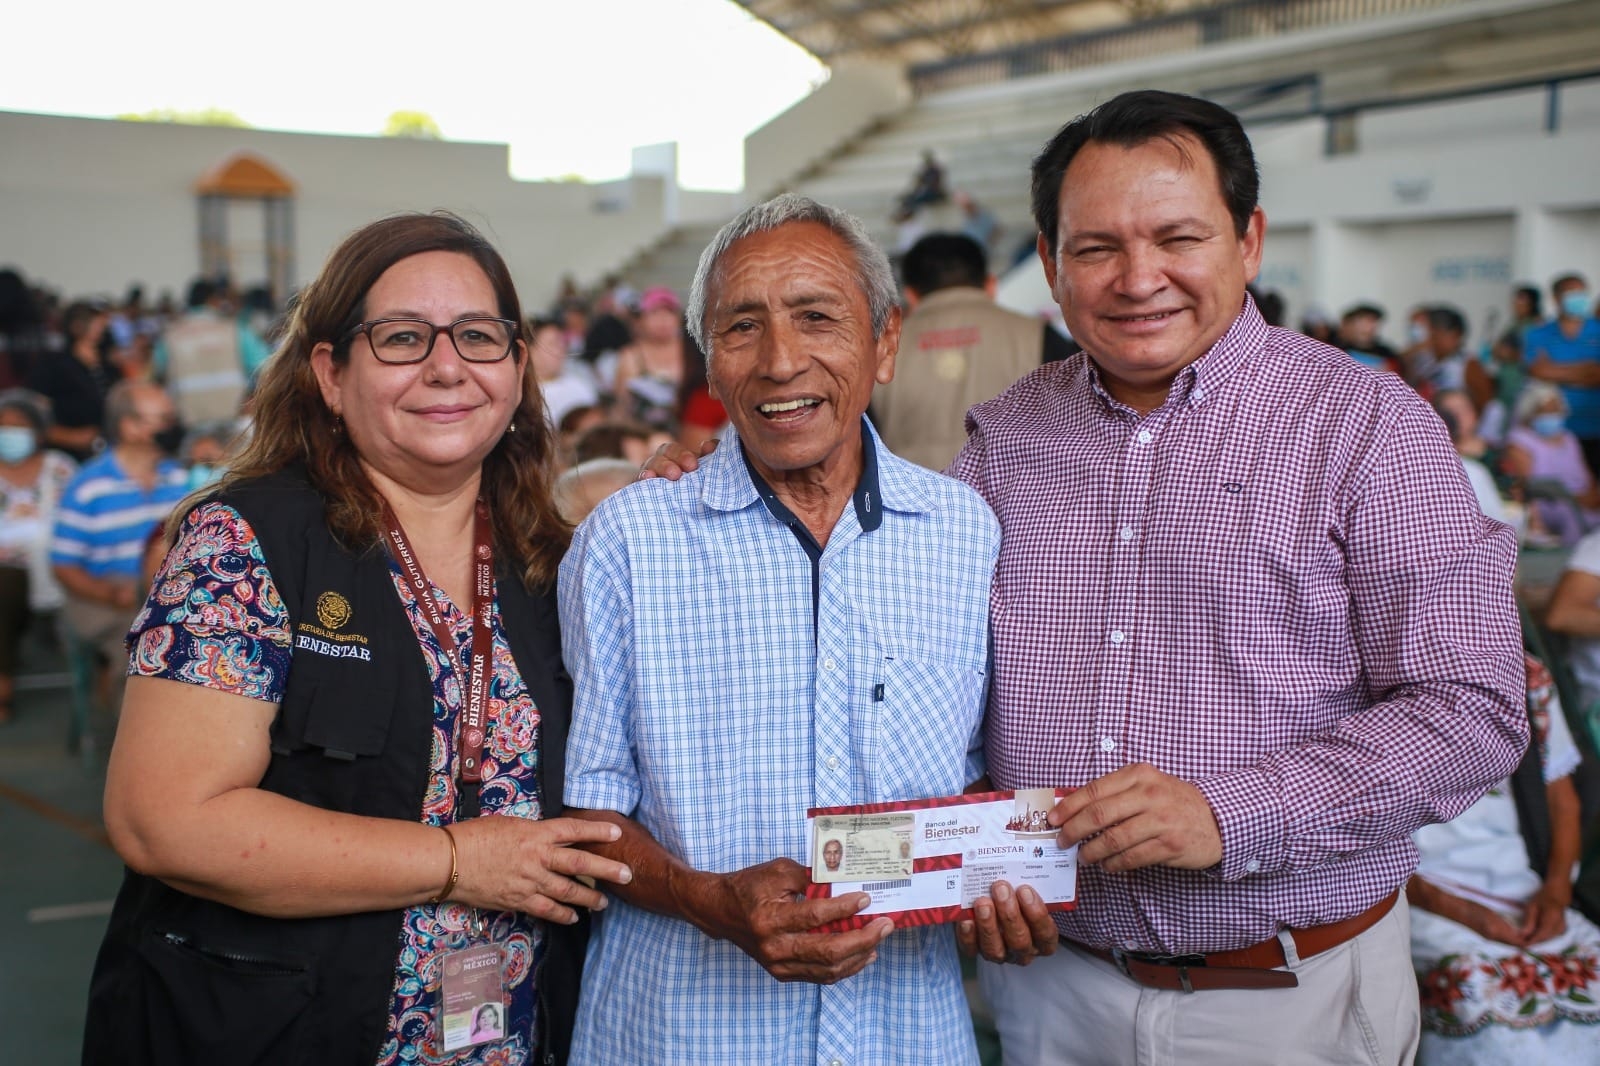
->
<box><xmin>1527</xmin><ymin>273</ymin><xmax>1600</xmax><ymax>474</ymax></box>
<box><xmin>48</xmin><ymin>380</ymin><xmax>189</xmax><ymax>729</ymax></box>
<box><xmin>1502</xmin><ymin>381</ymin><xmax>1600</xmax><ymax>546</ymax></box>
<box><xmin>0</xmin><ymin>389</ymin><xmax>78</xmax><ymax>724</ymax></box>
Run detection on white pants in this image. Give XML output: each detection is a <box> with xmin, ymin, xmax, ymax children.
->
<box><xmin>977</xmin><ymin>899</ymin><xmax>1420</xmax><ymax>1066</ymax></box>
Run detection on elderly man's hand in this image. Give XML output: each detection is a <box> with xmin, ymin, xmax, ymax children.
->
<box><xmin>1048</xmin><ymin>763</ymin><xmax>1223</xmax><ymax>872</ymax></box>
<box><xmin>698</xmin><ymin>857</ymin><xmax>894</xmax><ymax>984</ymax></box>
<box><xmin>956</xmin><ymin>879</ymin><xmax>1058</xmax><ymax>965</ymax></box>
<box><xmin>638</xmin><ymin>438</ymin><xmax>720</xmax><ymax>481</ymax></box>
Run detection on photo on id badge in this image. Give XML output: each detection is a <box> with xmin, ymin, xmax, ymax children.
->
<box><xmin>439</xmin><ymin>943</ymin><xmax>506</xmax><ymax>1051</ymax></box>
<box><xmin>811</xmin><ymin>812</ymin><xmax>915</xmax><ymax>884</ymax></box>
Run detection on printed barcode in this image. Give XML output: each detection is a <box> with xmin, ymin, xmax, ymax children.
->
<box><xmin>861</xmin><ymin>878</ymin><xmax>912</xmax><ymax>891</ymax></box>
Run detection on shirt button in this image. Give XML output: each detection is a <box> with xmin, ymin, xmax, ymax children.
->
<box><xmin>1136</xmin><ymin>429</ymin><xmax>1152</xmax><ymax>444</ymax></box>
<box><xmin>827</xmin><ymin>756</ymin><xmax>840</xmax><ymax>770</ymax></box>
<box><xmin>823</xmin><ymin>656</ymin><xmax>837</xmax><ymax>671</ymax></box>
<box><xmin>829</xmin><ymin>1060</ymin><xmax>844</xmax><ymax>1066</ymax></box>
<box><xmin>1100</xmin><ymin>736</ymin><xmax>1117</xmax><ymax>753</ymax></box>
<box><xmin>1245</xmin><ymin>859</ymin><xmax>1261</xmax><ymax>873</ymax></box>
<box><xmin>1119</xmin><ymin>525</ymin><xmax>1135</xmax><ymax>542</ymax></box>
<box><xmin>1109</xmin><ymin>629</ymin><xmax>1125</xmax><ymax>645</ymax></box>
<box><xmin>1123</xmin><ymin>939</ymin><xmax>1139</xmax><ymax>950</ymax></box>
<box><xmin>1193</xmin><ymin>387</ymin><xmax>1207</xmax><ymax>403</ymax></box>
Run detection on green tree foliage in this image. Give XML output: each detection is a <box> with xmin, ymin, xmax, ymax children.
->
<box><xmin>382</xmin><ymin>111</ymin><xmax>443</xmax><ymax>139</ymax></box>
<box><xmin>116</xmin><ymin>108</ymin><xmax>251</xmax><ymax>127</ymax></box>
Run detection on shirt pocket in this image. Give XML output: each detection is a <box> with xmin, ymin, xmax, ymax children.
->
<box><xmin>869</xmin><ymin>654</ymin><xmax>985</xmax><ymax>802</ymax></box>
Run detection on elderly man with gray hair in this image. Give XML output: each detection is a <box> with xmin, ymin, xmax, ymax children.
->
<box><xmin>558</xmin><ymin>194</ymin><xmax>1051</xmax><ymax>1064</ymax></box>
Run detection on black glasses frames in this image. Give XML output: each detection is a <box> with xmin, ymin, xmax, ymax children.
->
<box><xmin>345</xmin><ymin>317</ymin><xmax>519</xmax><ymax>365</ymax></box>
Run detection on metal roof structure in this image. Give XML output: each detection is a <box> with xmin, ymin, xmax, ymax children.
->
<box><xmin>730</xmin><ymin>0</ymin><xmax>1214</xmax><ymax>66</ymax></box>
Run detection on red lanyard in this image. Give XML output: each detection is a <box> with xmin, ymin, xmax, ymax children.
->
<box><xmin>381</xmin><ymin>499</ymin><xmax>496</xmax><ymax>784</ymax></box>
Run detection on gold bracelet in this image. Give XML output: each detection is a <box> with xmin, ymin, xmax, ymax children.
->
<box><xmin>430</xmin><ymin>825</ymin><xmax>460</xmax><ymax>905</ymax></box>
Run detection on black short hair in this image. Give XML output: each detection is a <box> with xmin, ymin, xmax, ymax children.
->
<box><xmin>900</xmin><ymin>233</ymin><xmax>988</xmax><ymax>296</ymax></box>
<box><xmin>1427</xmin><ymin>306</ymin><xmax>1466</xmax><ymax>336</ymax></box>
<box><xmin>1342</xmin><ymin>303</ymin><xmax>1385</xmax><ymax>321</ymax></box>
<box><xmin>1553</xmin><ymin>273</ymin><xmax>1588</xmax><ymax>296</ymax></box>
<box><xmin>1515</xmin><ymin>285</ymin><xmax>1542</xmax><ymax>317</ymax></box>
<box><xmin>186</xmin><ymin>277</ymin><xmax>214</xmax><ymax>309</ymax></box>
<box><xmin>1030</xmin><ymin>90</ymin><xmax>1259</xmax><ymax>251</ymax></box>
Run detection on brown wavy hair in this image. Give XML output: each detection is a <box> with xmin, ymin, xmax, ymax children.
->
<box><xmin>215</xmin><ymin>211</ymin><xmax>569</xmax><ymax>589</ymax></box>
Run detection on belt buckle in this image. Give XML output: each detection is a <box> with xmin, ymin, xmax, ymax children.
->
<box><xmin>1113</xmin><ymin>949</ymin><xmax>1208</xmax><ymax>994</ymax></box>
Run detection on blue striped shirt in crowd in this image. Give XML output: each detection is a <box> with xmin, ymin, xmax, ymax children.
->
<box><xmin>559</xmin><ymin>417</ymin><xmax>998</xmax><ymax>1066</ymax></box>
<box><xmin>49</xmin><ymin>449</ymin><xmax>189</xmax><ymax>580</ymax></box>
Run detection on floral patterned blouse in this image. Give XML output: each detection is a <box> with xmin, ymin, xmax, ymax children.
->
<box><xmin>129</xmin><ymin>502</ymin><xmax>547</xmax><ymax>1066</ymax></box>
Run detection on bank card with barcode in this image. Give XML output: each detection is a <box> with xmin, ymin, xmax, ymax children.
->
<box><xmin>803</xmin><ymin>788</ymin><xmax>1078</xmax><ymax>930</ymax></box>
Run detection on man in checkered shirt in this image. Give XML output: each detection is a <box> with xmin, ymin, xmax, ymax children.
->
<box><xmin>559</xmin><ymin>195</ymin><xmax>1055</xmax><ymax>1066</ymax></box>
<box><xmin>955</xmin><ymin>90</ymin><xmax>1528</xmax><ymax>1064</ymax></box>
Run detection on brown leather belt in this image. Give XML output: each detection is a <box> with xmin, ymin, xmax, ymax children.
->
<box><xmin>1068</xmin><ymin>890</ymin><xmax>1399</xmax><ymax>993</ymax></box>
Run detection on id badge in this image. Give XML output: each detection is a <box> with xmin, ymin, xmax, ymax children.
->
<box><xmin>438</xmin><ymin>943</ymin><xmax>506</xmax><ymax>1052</ymax></box>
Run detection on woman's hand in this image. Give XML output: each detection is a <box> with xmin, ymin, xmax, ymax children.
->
<box><xmin>1457</xmin><ymin>897</ymin><xmax>1529</xmax><ymax>947</ymax></box>
<box><xmin>448</xmin><ymin>815</ymin><xmax>633</xmax><ymax>924</ymax></box>
<box><xmin>1520</xmin><ymin>882</ymin><xmax>1570</xmax><ymax>946</ymax></box>
<box><xmin>1409</xmin><ymin>875</ymin><xmax>1525</xmax><ymax>947</ymax></box>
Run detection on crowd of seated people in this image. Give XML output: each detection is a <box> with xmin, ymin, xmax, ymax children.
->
<box><xmin>1325</xmin><ymin>276</ymin><xmax>1600</xmax><ymax>550</ymax></box>
<box><xmin>0</xmin><ymin>269</ymin><xmax>263</xmax><ymax>735</ymax></box>
<box><xmin>536</xmin><ymin>276</ymin><xmax>725</xmax><ymax>472</ymax></box>
<box><xmin>0</xmin><ymin>266</ymin><xmax>730</xmax><ymax>732</ymax></box>
<box><xmin>1313</xmin><ymin>273</ymin><xmax>1600</xmax><ymax>1061</ymax></box>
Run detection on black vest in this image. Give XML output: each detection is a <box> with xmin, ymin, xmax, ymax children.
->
<box><xmin>83</xmin><ymin>469</ymin><xmax>585</xmax><ymax>1066</ymax></box>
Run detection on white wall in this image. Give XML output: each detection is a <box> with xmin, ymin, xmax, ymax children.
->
<box><xmin>742</xmin><ymin>59</ymin><xmax>911</xmax><ymax>204</ymax></box>
<box><xmin>0</xmin><ymin>110</ymin><xmax>676</xmax><ymax>310</ymax></box>
<box><xmin>1257</xmin><ymin>226</ymin><xmax>1313</xmax><ymax>324</ymax></box>
<box><xmin>1256</xmin><ymin>103</ymin><xmax>1600</xmax><ymax>344</ymax></box>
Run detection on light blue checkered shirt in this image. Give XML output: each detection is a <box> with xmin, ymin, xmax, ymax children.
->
<box><xmin>560</xmin><ymin>418</ymin><xmax>998</xmax><ymax>1066</ymax></box>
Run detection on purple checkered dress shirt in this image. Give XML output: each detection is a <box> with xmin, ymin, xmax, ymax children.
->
<box><xmin>950</xmin><ymin>298</ymin><xmax>1528</xmax><ymax>955</ymax></box>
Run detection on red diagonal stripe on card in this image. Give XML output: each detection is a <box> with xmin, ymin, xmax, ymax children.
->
<box><xmin>913</xmin><ymin>853</ymin><xmax>963</xmax><ymax>873</ymax></box>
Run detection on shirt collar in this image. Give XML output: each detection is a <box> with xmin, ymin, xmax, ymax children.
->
<box><xmin>699</xmin><ymin>416</ymin><xmax>927</xmax><ymax>525</ymax></box>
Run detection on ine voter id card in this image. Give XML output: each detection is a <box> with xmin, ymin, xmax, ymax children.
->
<box><xmin>804</xmin><ymin>788</ymin><xmax>1078</xmax><ymax>930</ymax></box>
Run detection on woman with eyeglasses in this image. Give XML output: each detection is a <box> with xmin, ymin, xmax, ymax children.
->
<box><xmin>84</xmin><ymin>212</ymin><xmax>631</xmax><ymax>1066</ymax></box>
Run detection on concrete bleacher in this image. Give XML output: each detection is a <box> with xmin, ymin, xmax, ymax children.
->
<box><xmin>622</xmin><ymin>0</ymin><xmax>1600</xmax><ymax>336</ymax></box>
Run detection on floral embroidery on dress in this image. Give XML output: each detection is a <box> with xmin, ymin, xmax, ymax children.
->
<box><xmin>1420</xmin><ymin>949</ymin><xmax>1600</xmax><ymax>1035</ymax></box>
